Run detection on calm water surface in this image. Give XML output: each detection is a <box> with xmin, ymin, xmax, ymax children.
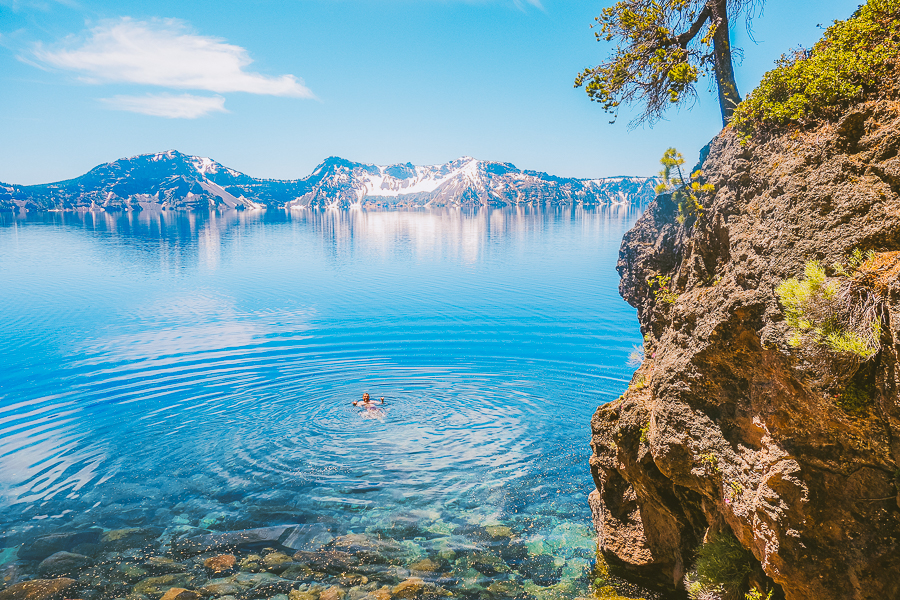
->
<box><xmin>0</xmin><ymin>206</ymin><xmax>646</xmax><ymax>599</ymax></box>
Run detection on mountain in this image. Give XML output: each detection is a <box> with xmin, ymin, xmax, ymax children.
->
<box><xmin>0</xmin><ymin>150</ymin><xmax>658</xmax><ymax>212</ymax></box>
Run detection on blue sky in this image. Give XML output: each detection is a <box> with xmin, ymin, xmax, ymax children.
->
<box><xmin>1</xmin><ymin>0</ymin><xmax>862</xmax><ymax>185</ymax></box>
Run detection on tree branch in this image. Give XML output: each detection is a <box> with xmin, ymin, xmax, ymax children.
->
<box><xmin>676</xmin><ymin>5</ymin><xmax>712</xmax><ymax>48</ymax></box>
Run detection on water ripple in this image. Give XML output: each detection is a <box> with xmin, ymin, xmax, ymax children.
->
<box><xmin>0</xmin><ymin>207</ymin><xmax>641</xmax><ymax>534</ymax></box>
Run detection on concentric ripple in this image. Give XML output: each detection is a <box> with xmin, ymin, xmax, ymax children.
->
<box><xmin>0</xmin><ymin>206</ymin><xmax>642</xmax><ymax>541</ymax></box>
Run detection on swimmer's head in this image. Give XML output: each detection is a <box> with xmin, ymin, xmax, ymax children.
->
<box><xmin>363</xmin><ymin>392</ymin><xmax>370</xmax><ymax>401</ymax></box>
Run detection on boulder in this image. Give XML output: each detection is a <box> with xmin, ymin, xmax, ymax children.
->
<box><xmin>159</xmin><ymin>588</ymin><xmax>200</xmax><ymax>600</ymax></box>
<box><xmin>133</xmin><ymin>573</ymin><xmax>195</xmax><ymax>596</ymax></box>
<box><xmin>199</xmin><ymin>579</ymin><xmax>245</xmax><ymax>596</ymax></box>
<box><xmin>203</xmin><ymin>554</ymin><xmax>236</xmax><ymax>573</ymax></box>
<box><xmin>0</xmin><ymin>578</ymin><xmax>76</xmax><ymax>600</ymax></box>
<box><xmin>172</xmin><ymin>525</ymin><xmax>303</xmax><ymax>555</ymax></box>
<box><xmin>408</xmin><ymin>559</ymin><xmax>438</xmax><ymax>573</ymax></box>
<box><xmin>319</xmin><ymin>585</ymin><xmax>346</xmax><ymax>600</ymax></box>
<box><xmin>324</xmin><ymin>535</ymin><xmax>402</xmax><ymax>563</ymax></box>
<box><xmin>389</xmin><ymin>578</ymin><xmax>447</xmax><ymax>600</ymax></box>
<box><xmin>144</xmin><ymin>556</ymin><xmax>187</xmax><ymax>573</ymax></box>
<box><xmin>17</xmin><ymin>530</ymin><xmax>101</xmax><ymax>561</ymax></box>
<box><xmin>99</xmin><ymin>527</ymin><xmax>162</xmax><ymax>551</ymax></box>
<box><xmin>36</xmin><ymin>552</ymin><xmax>93</xmax><ymax>577</ymax></box>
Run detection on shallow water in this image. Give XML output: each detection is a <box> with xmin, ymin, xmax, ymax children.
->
<box><xmin>0</xmin><ymin>207</ymin><xmax>651</xmax><ymax>599</ymax></box>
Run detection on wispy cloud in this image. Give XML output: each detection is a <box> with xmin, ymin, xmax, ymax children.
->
<box><xmin>31</xmin><ymin>17</ymin><xmax>314</xmax><ymax>98</ymax></box>
<box><xmin>513</xmin><ymin>0</ymin><xmax>543</xmax><ymax>10</ymax></box>
<box><xmin>100</xmin><ymin>93</ymin><xmax>228</xmax><ymax>118</ymax></box>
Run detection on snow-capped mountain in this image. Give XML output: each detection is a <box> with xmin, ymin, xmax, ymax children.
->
<box><xmin>0</xmin><ymin>151</ymin><xmax>658</xmax><ymax>213</ymax></box>
<box><xmin>0</xmin><ymin>150</ymin><xmax>306</xmax><ymax>212</ymax></box>
<box><xmin>290</xmin><ymin>156</ymin><xmax>657</xmax><ymax>209</ymax></box>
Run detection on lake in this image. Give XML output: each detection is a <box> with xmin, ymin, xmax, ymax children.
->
<box><xmin>0</xmin><ymin>206</ymin><xmax>649</xmax><ymax>600</ymax></box>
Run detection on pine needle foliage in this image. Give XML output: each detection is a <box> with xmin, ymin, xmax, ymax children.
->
<box><xmin>775</xmin><ymin>250</ymin><xmax>884</xmax><ymax>389</ymax></box>
<box><xmin>731</xmin><ymin>0</ymin><xmax>900</xmax><ymax>135</ymax></box>
<box><xmin>575</xmin><ymin>0</ymin><xmax>761</xmax><ymax>127</ymax></box>
<box><xmin>776</xmin><ymin>258</ymin><xmax>882</xmax><ymax>363</ymax></box>
<box><xmin>655</xmin><ymin>148</ymin><xmax>715</xmax><ymax>223</ymax></box>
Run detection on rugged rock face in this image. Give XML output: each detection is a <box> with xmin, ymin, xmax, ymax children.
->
<box><xmin>590</xmin><ymin>100</ymin><xmax>900</xmax><ymax>600</ymax></box>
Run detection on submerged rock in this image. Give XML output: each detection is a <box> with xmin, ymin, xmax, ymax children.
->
<box><xmin>203</xmin><ymin>554</ymin><xmax>236</xmax><ymax>573</ymax></box>
<box><xmin>0</xmin><ymin>562</ymin><xmax>27</xmax><ymax>587</ymax></box>
<box><xmin>199</xmin><ymin>578</ymin><xmax>245</xmax><ymax>596</ymax></box>
<box><xmin>485</xmin><ymin>579</ymin><xmax>524</xmax><ymax>598</ymax></box>
<box><xmin>100</xmin><ymin>528</ymin><xmax>162</xmax><ymax>551</ymax></box>
<box><xmin>117</xmin><ymin>563</ymin><xmax>150</xmax><ymax>582</ymax></box>
<box><xmin>391</xmin><ymin>577</ymin><xmax>426</xmax><ymax>599</ymax></box>
<box><xmin>262</xmin><ymin>551</ymin><xmax>294</xmax><ymax>571</ymax></box>
<box><xmin>291</xmin><ymin>551</ymin><xmax>360</xmax><ymax>574</ymax></box>
<box><xmin>36</xmin><ymin>551</ymin><xmax>92</xmax><ymax>577</ymax></box>
<box><xmin>172</xmin><ymin>526</ymin><xmax>301</xmax><ymax>555</ymax></box>
<box><xmin>133</xmin><ymin>573</ymin><xmax>196</xmax><ymax>596</ymax></box>
<box><xmin>319</xmin><ymin>585</ymin><xmax>346</xmax><ymax>600</ymax></box>
<box><xmin>17</xmin><ymin>530</ymin><xmax>101</xmax><ymax>561</ymax></box>
<box><xmin>324</xmin><ymin>535</ymin><xmax>402</xmax><ymax>563</ymax></box>
<box><xmin>407</xmin><ymin>558</ymin><xmax>439</xmax><ymax>574</ymax></box>
<box><xmin>0</xmin><ymin>578</ymin><xmax>76</xmax><ymax>600</ymax></box>
<box><xmin>368</xmin><ymin>586</ymin><xmax>392</xmax><ymax>600</ymax></box>
<box><xmin>144</xmin><ymin>556</ymin><xmax>187</xmax><ymax>574</ymax></box>
<box><xmin>159</xmin><ymin>589</ymin><xmax>200</xmax><ymax>600</ymax></box>
<box><xmin>390</xmin><ymin>576</ymin><xmax>449</xmax><ymax>599</ymax></box>
<box><xmin>519</xmin><ymin>555</ymin><xmax>561</xmax><ymax>587</ymax></box>
<box><xmin>484</xmin><ymin>526</ymin><xmax>512</xmax><ymax>539</ymax></box>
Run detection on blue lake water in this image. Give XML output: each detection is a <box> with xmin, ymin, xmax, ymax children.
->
<box><xmin>0</xmin><ymin>206</ymin><xmax>646</xmax><ymax>599</ymax></box>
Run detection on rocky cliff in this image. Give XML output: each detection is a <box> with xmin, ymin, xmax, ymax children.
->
<box><xmin>589</xmin><ymin>99</ymin><xmax>900</xmax><ymax>599</ymax></box>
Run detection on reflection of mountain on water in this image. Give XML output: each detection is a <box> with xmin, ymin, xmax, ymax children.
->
<box><xmin>0</xmin><ymin>204</ymin><xmax>643</xmax><ymax>267</ymax></box>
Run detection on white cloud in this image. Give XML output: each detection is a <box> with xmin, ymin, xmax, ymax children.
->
<box><xmin>32</xmin><ymin>17</ymin><xmax>314</xmax><ymax>98</ymax></box>
<box><xmin>100</xmin><ymin>93</ymin><xmax>228</xmax><ymax>118</ymax></box>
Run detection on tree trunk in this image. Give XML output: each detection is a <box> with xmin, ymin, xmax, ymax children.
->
<box><xmin>709</xmin><ymin>0</ymin><xmax>742</xmax><ymax>126</ymax></box>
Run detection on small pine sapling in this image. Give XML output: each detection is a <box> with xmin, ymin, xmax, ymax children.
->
<box><xmin>655</xmin><ymin>148</ymin><xmax>715</xmax><ymax>224</ymax></box>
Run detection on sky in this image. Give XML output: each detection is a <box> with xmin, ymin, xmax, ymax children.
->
<box><xmin>1</xmin><ymin>0</ymin><xmax>864</xmax><ymax>185</ymax></box>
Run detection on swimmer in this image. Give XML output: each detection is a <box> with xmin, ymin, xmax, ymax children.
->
<box><xmin>353</xmin><ymin>393</ymin><xmax>386</xmax><ymax>419</ymax></box>
<box><xmin>352</xmin><ymin>393</ymin><xmax>385</xmax><ymax>407</ymax></box>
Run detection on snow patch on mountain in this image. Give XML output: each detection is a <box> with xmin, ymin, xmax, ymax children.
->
<box><xmin>1</xmin><ymin>151</ymin><xmax>658</xmax><ymax>213</ymax></box>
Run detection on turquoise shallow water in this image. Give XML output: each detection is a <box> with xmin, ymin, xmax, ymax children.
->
<box><xmin>0</xmin><ymin>206</ymin><xmax>647</xmax><ymax>599</ymax></box>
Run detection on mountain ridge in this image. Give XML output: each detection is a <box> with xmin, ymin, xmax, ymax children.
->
<box><xmin>0</xmin><ymin>150</ymin><xmax>658</xmax><ymax>213</ymax></box>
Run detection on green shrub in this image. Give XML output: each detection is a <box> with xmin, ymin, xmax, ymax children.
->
<box><xmin>649</xmin><ymin>274</ymin><xmax>678</xmax><ymax>305</ymax></box>
<box><xmin>732</xmin><ymin>0</ymin><xmax>900</xmax><ymax>135</ymax></box>
<box><xmin>776</xmin><ymin>260</ymin><xmax>881</xmax><ymax>361</ymax></box>
<box><xmin>745</xmin><ymin>589</ymin><xmax>774</xmax><ymax>600</ymax></box>
<box><xmin>630</xmin><ymin>373</ymin><xmax>647</xmax><ymax>391</ymax></box>
<box><xmin>685</xmin><ymin>533</ymin><xmax>755</xmax><ymax>600</ymax></box>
